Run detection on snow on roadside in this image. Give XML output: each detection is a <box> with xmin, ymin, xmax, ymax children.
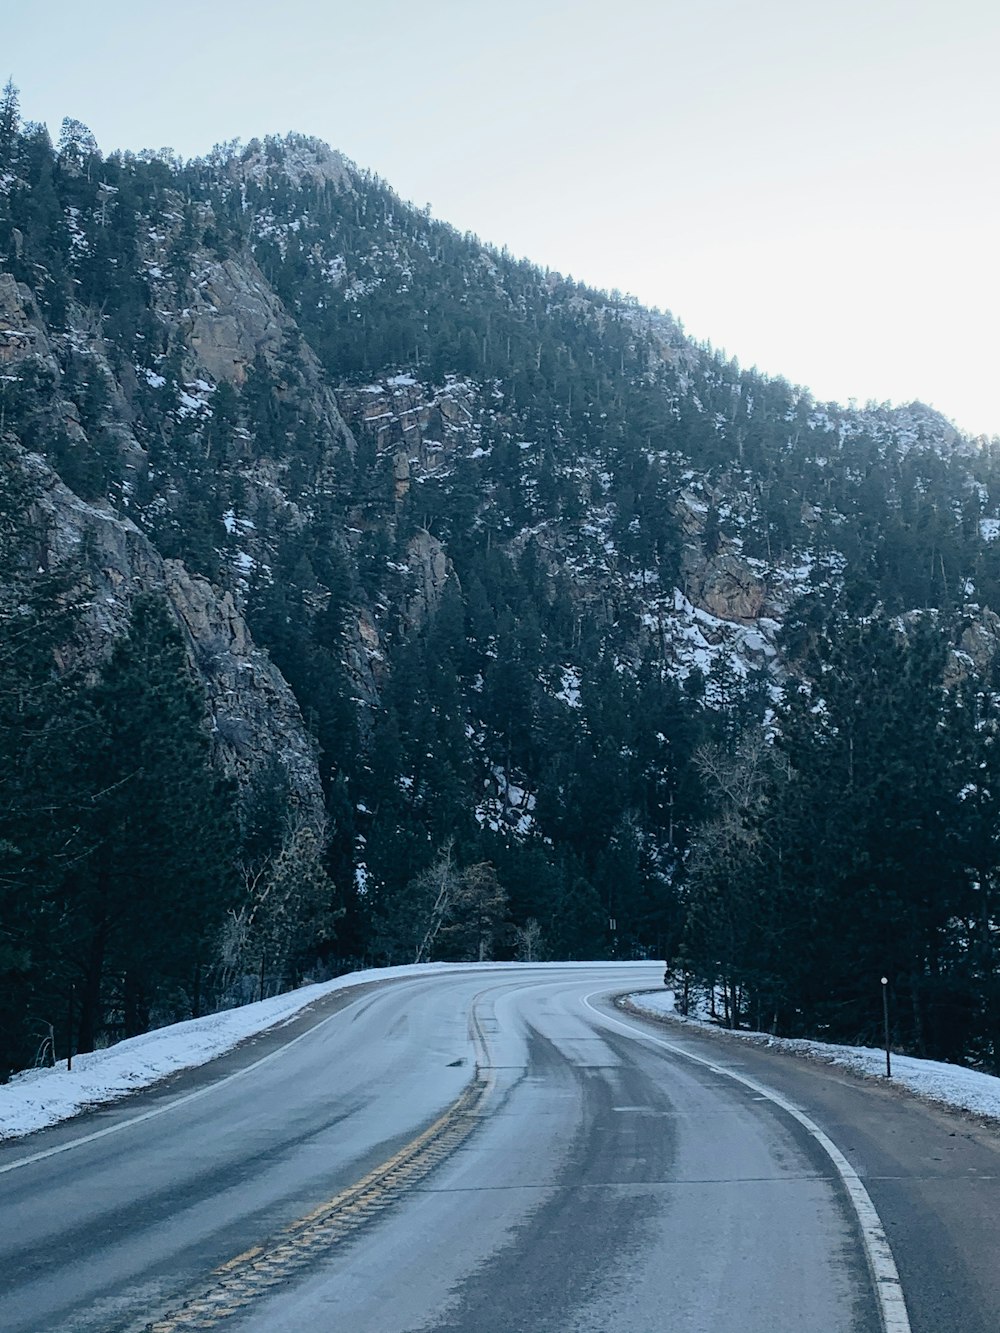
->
<box><xmin>0</xmin><ymin>962</ymin><xmax>650</xmax><ymax>1143</ymax></box>
<box><xmin>626</xmin><ymin>990</ymin><xmax>1000</xmax><ymax>1123</ymax></box>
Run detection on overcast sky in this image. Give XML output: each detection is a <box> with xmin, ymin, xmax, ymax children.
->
<box><xmin>7</xmin><ymin>0</ymin><xmax>1000</xmax><ymax>433</ymax></box>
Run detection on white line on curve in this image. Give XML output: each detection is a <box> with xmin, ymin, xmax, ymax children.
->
<box><xmin>580</xmin><ymin>991</ymin><xmax>912</xmax><ymax>1333</ymax></box>
<box><xmin>0</xmin><ymin>967</ymin><xmax>653</xmax><ymax>1180</ymax></box>
<box><xmin>0</xmin><ymin>987</ymin><xmax>385</xmax><ymax>1178</ymax></box>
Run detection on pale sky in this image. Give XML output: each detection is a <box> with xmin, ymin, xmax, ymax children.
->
<box><xmin>6</xmin><ymin>0</ymin><xmax>1000</xmax><ymax>434</ymax></box>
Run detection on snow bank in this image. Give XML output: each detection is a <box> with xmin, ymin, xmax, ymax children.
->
<box><xmin>626</xmin><ymin>990</ymin><xmax>1000</xmax><ymax>1123</ymax></box>
<box><xmin>0</xmin><ymin>962</ymin><xmax>646</xmax><ymax>1142</ymax></box>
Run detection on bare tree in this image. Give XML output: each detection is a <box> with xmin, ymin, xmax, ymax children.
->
<box><xmin>374</xmin><ymin>844</ymin><xmax>510</xmax><ymax>965</ymax></box>
<box><xmin>413</xmin><ymin>843</ymin><xmax>462</xmax><ymax>964</ymax></box>
<box><xmin>513</xmin><ymin>917</ymin><xmax>545</xmax><ymax>962</ymax></box>
<box><xmin>221</xmin><ymin>814</ymin><xmax>336</xmax><ymax>999</ymax></box>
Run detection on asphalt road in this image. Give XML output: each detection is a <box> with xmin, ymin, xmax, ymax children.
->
<box><xmin>1</xmin><ymin>965</ymin><xmax>999</xmax><ymax>1332</ymax></box>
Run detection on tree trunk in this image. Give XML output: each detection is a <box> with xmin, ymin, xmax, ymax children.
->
<box><xmin>910</xmin><ymin>971</ymin><xmax>926</xmax><ymax>1057</ymax></box>
<box><xmin>123</xmin><ymin>971</ymin><xmax>148</xmax><ymax>1038</ymax></box>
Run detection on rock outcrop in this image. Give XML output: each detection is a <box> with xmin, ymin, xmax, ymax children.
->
<box><xmin>22</xmin><ymin>449</ymin><xmax>325</xmax><ymax>823</ymax></box>
<box><xmin>404</xmin><ymin>528</ymin><xmax>452</xmax><ymax>629</ymax></box>
<box><xmin>339</xmin><ymin>376</ymin><xmax>478</xmax><ymax>475</ymax></box>
<box><xmin>682</xmin><ymin>550</ymin><xmax>769</xmax><ymax>624</ymax></box>
<box><xmin>0</xmin><ymin>272</ymin><xmax>48</xmax><ymax>365</ymax></box>
<box><xmin>186</xmin><ymin>257</ymin><xmax>286</xmax><ymax>387</ymax></box>
<box><xmin>168</xmin><ymin>249</ymin><xmax>356</xmax><ymax>460</ymax></box>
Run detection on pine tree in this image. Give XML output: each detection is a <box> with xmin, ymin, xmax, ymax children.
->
<box><xmin>0</xmin><ymin>80</ymin><xmax>19</xmax><ymax>169</ymax></box>
<box><xmin>70</xmin><ymin>595</ymin><xmax>238</xmax><ymax>1048</ymax></box>
<box><xmin>0</xmin><ymin>449</ymin><xmax>89</xmax><ymax>1075</ymax></box>
<box><xmin>768</xmin><ymin>613</ymin><xmax>966</xmax><ymax>1052</ymax></box>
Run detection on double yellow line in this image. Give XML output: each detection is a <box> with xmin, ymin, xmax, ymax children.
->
<box><xmin>141</xmin><ymin>1005</ymin><xmax>495</xmax><ymax>1331</ymax></box>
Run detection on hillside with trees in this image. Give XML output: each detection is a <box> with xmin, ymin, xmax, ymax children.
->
<box><xmin>3</xmin><ymin>81</ymin><xmax>1000</xmax><ymax>1077</ymax></box>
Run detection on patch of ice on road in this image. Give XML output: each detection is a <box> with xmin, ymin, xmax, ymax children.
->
<box><xmin>0</xmin><ymin>962</ymin><xmax>653</xmax><ymax>1142</ymax></box>
<box><xmin>626</xmin><ymin>990</ymin><xmax>1000</xmax><ymax>1123</ymax></box>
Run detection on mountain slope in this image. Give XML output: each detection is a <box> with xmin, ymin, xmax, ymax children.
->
<box><xmin>3</xmin><ymin>93</ymin><xmax>1000</xmax><ymax>1073</ymax></box>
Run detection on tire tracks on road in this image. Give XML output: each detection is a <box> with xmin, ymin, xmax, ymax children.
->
<box><xmin>587</xmin><ymin>991</ymin><xmax>911</xmax><ymax>1333</ymax></box>
<box><xmin>136</xmin><ymin>998</ymin><xmax>496</xmax><ymax>1333</ymax></box>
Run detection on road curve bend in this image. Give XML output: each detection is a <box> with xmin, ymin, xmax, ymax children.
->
<box><xmin>1</xmin><ymin>964</ymin><xmax>997</xmax><ymax>1332</ymax></box>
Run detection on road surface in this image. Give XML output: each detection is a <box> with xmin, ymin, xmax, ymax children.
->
<box><xmin>1</xmin><ymin>964</ymin><xmax>999</xmax><ymax>1331</ymax></box>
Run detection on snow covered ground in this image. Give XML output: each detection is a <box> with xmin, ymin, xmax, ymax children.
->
<box><xmin>12</xmin><ymin>965</ymin><xmax>993</xmax><ymax>1147</ymax></box>
<box><xmin>626</xmin><ymin>989</ymin><xmax>1000</xmax><ymax>1123</ymax></box>
<box><xmin>0</xmin><ymin>961</ymin><xmax>648</xmax><ymax>1143</ymax></box>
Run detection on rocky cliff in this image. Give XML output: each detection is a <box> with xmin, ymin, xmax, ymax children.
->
<box><xmin>19</xmin><ymin>447</ymin><xmax>325</xmax><ymax>822</ymax></box>
<box><xmin>0</xmin><ymin>252</ymin><xmax>326</xmax><ymax>824</ymax></box>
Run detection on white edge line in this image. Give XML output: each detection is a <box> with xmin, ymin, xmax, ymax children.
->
<box><xmin>581</xmin><ymin>990</ymin><xmax>912</xmax><ymax>1333</ymax></box>
<box><xmin>0</xmin><ymin>966</ymin><xmax>655</xmax><ymax>1178</ymax></box>
<box><xmin>0</xmin><ymin>987</ymin><xmax>379</xmax><ymax>1177</ymax></box>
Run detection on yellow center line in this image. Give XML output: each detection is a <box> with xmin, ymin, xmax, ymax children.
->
<box><xmin>136</xmin><ymin>1003</ymin><xmax>495</xmax><ymax>1332</ymax></box>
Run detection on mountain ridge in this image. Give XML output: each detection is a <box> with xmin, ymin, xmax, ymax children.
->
<box><xmin>3</xmin><ymin>88</ymin><xmax>1000</xmax><ymax>1076</ymax></box>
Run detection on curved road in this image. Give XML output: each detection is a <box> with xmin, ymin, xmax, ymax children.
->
<box><xmin>1</xmin><ymin>964</ymin><xmax>999</xmax><ymax>1331</ymax></box>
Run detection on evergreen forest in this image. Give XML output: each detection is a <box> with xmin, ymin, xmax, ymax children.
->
<box><xmin>4</xmin><ymin>83</ymin><xmax>1000</xmax><ymax>1079</ymax></box>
